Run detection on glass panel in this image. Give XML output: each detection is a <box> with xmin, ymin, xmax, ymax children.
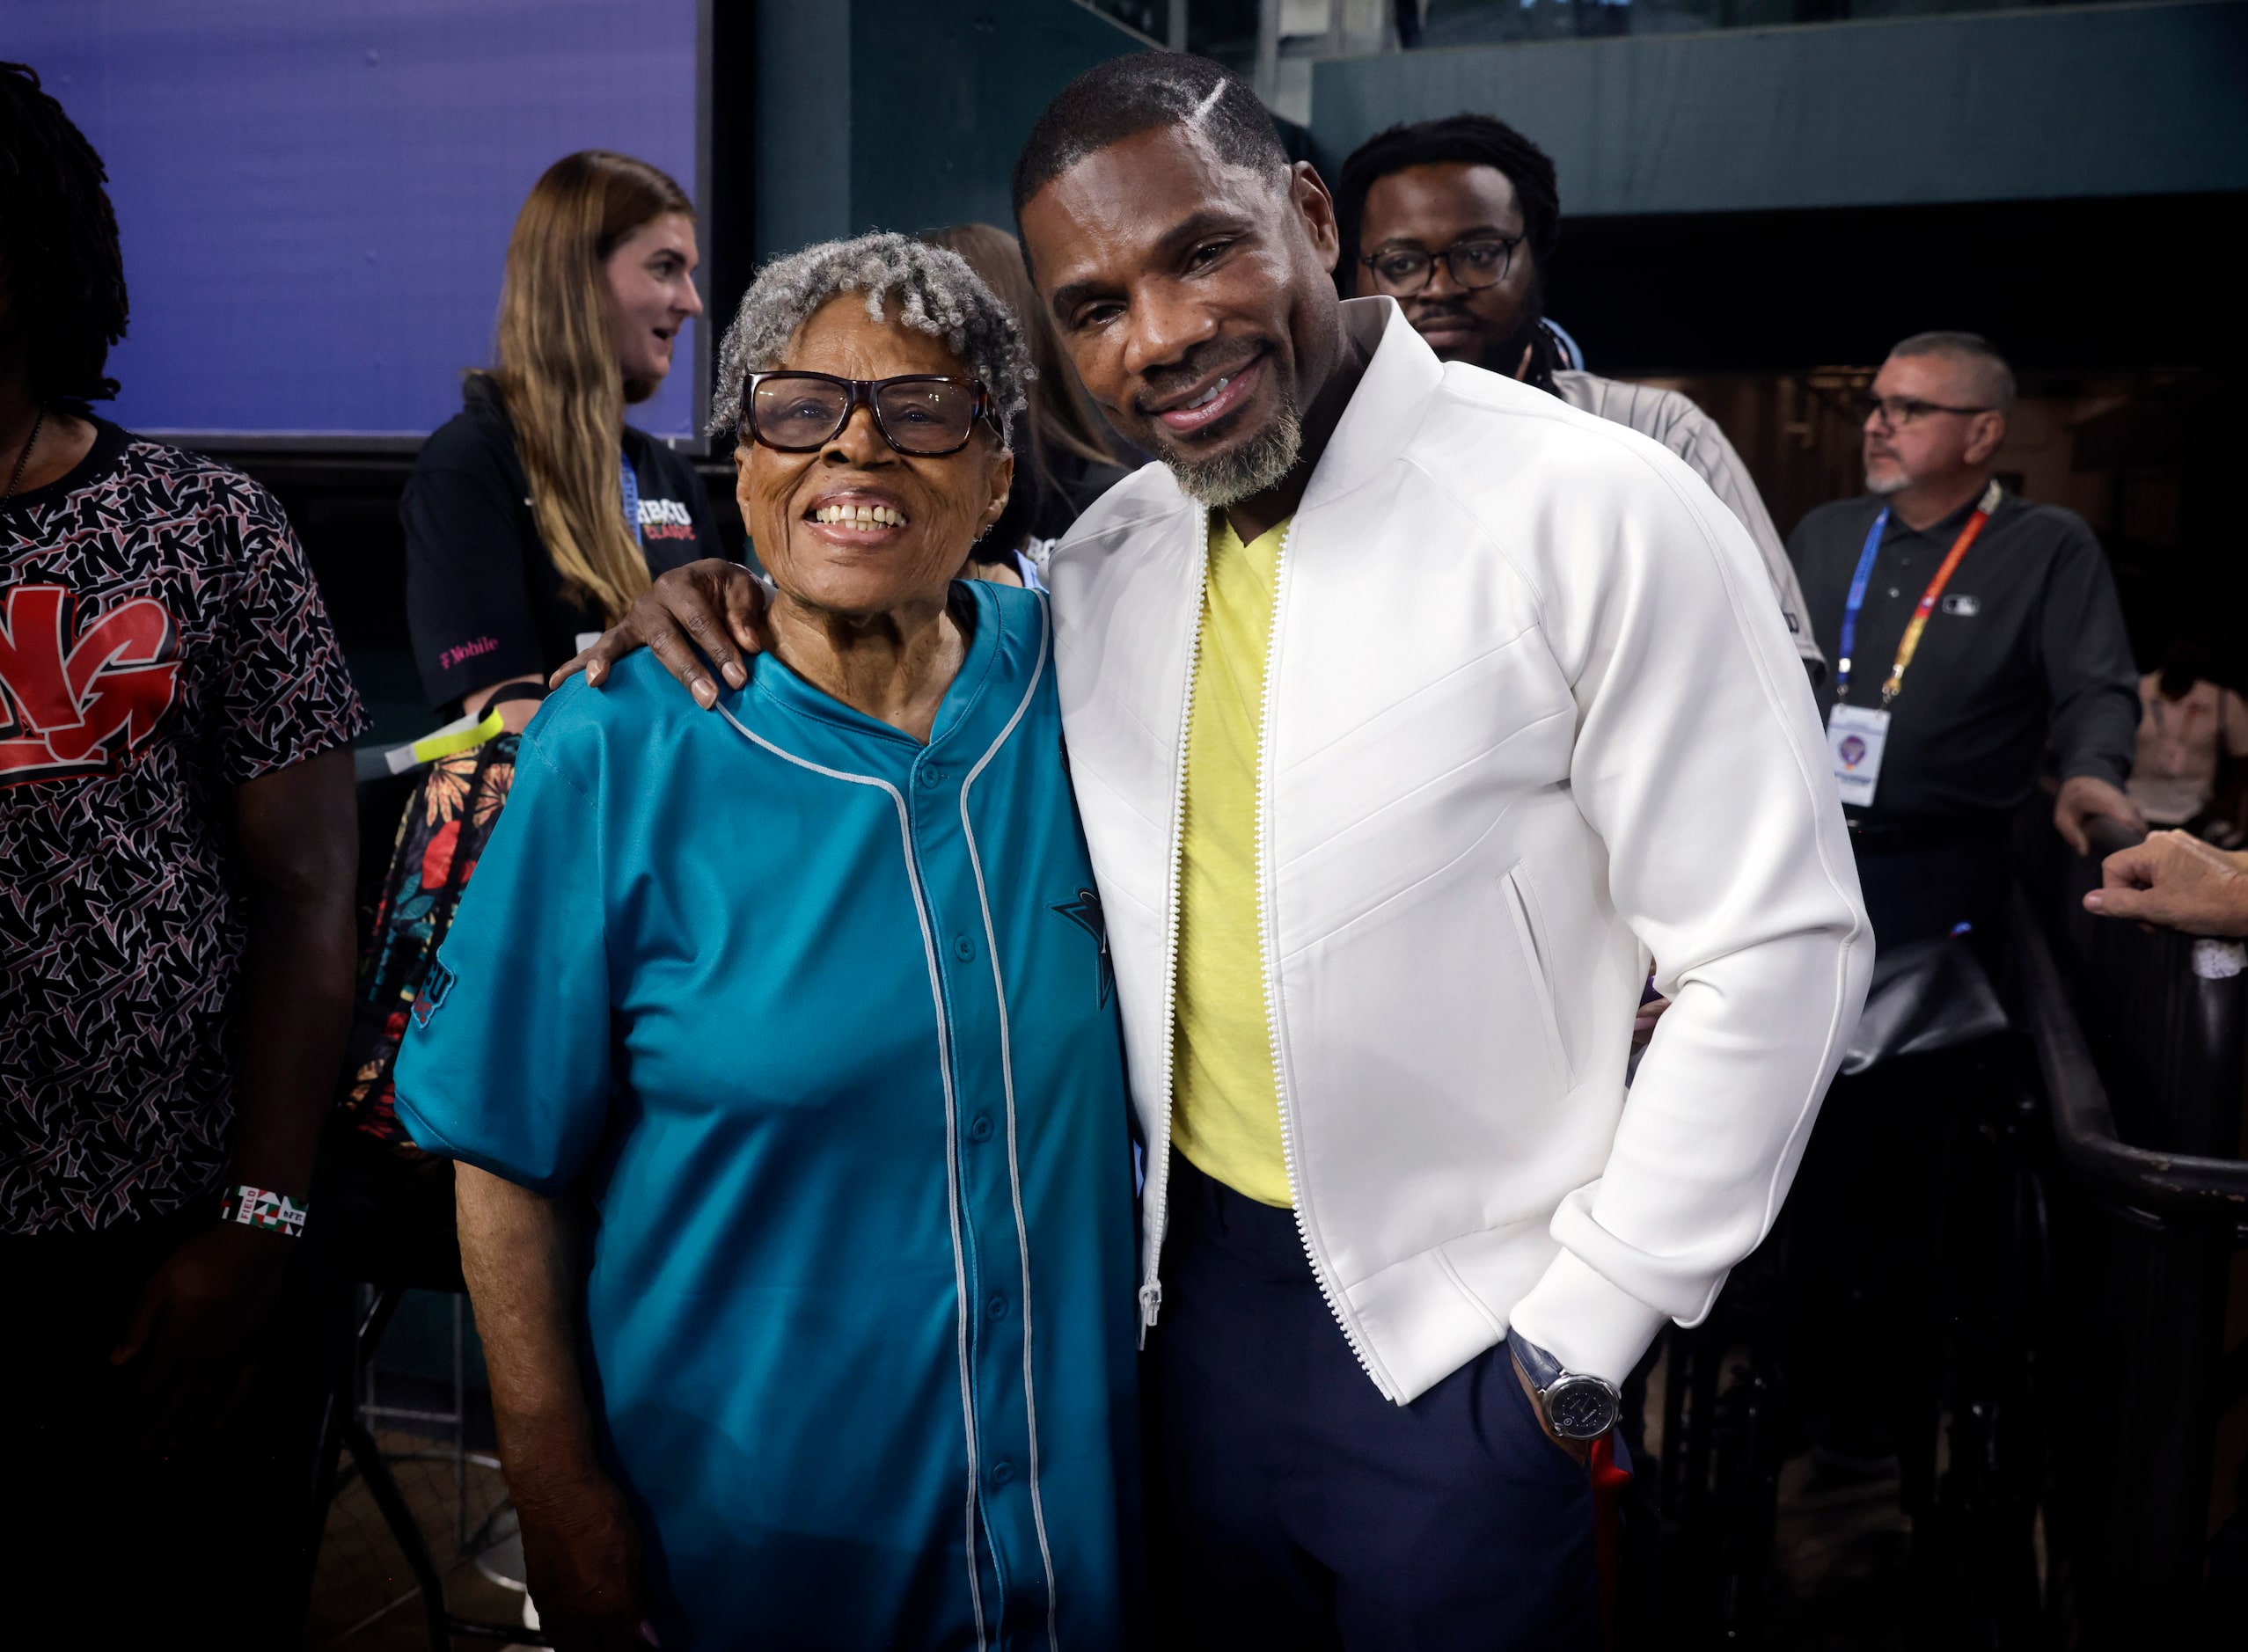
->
<box><xmin>1091</xmin><ymin>0</ymin><xmax>2150</xmax><ymax>63</ymax></box>
<box><xmin>1417</xmin><ymin>0</ymin><xmax>2136</xmax><ymax>48</ymax></box>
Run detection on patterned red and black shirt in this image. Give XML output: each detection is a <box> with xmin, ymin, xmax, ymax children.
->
<box><xmin>1</xmin><ymin>420</ymin><xmax>368</xmax><ymax>1234</ymax></box>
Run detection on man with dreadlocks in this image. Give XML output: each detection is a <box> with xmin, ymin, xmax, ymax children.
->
<box><xmin>1337</xmin><ymin>113</ymin><xmax>1825</xmax><ymax>681</ymax></box>
<box><xmin>0</xmin><ymin>62</ymin><xmax>366</xmax><ymax>1639</ymax></box>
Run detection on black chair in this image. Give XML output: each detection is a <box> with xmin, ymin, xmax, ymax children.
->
<box><xmin>306</xmin><ymin>1139</ymin><xmax>546</xmax><ymax>1650</ymax></box>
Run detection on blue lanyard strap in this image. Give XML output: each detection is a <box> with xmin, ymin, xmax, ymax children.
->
<box><xmin>619</xmin><ymin>450</ymin><xmax>643</xmax><ymax>549</ymax></box>
<box><xmin>1834</xmin><ymin>508</ymin><xmax>1890</xmax><ymax>702</ymax></box>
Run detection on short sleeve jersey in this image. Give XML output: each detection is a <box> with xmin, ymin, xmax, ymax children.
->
<box><xmin>403</xmin><ymin>375</ymin><xmax>728</xmax><ymax>711</ymax></box>
<box><xmin>1</xmin><ymin>420</ymin><xmax>369</xmax><ymax>1234</ymax></box>
<box><xmin>394</xmin><ymin>584</ymin><xmax>1139</xmax><ymax>1644</ymax></box>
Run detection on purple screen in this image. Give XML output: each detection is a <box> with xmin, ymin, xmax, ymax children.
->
<box><xmin>12</xmin><ymin>0</ymin><xmax>701</xmax><ymax>439</ymax></box>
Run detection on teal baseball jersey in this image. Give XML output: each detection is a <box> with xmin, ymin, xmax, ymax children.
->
<box><xmin>396</xmin><ymin>581</ymin><xmax>1139</xmax><ymax>1649</ymax></box>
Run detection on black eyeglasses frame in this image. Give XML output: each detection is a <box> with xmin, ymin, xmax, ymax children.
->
<box><xmin>738</xmin><ymin>371</ymin><xmax>998</xmax><ymax>457</ymax></box>
<box><xmin>1856</xmin><ymin>393</ymin><xmax>1995</xmax><ymax>428</ymax></box>
<box><xmin>1358</xmin><ymin>231</ymin><xmax>1527</xmax><ymax>297</ymax></box>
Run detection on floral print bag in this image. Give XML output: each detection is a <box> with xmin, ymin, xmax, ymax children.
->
<box><xmin>337</xmin><ymin>733</ymin><xmax>516</xmax><ymax>1150</ymax></box>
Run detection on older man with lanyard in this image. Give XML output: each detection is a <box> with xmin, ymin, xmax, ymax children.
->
<box><xmin>1790</xmin><ymin>331</ymin><xmax>2141</xmax><ymax>953</ymax></box>
<box><xmin>1784</xmin><ymin>332</ymin><xmax>2139</xmax><ymax>1477</ymax></box>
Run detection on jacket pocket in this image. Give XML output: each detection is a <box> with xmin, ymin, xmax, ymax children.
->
<box><xmin>1502</xmin><ymin>865</ymin><xmax>1575</xmax><ymax>1092</ymax></box>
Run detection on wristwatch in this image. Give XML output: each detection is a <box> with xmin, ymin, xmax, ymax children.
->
<box><xmin>1506</xmin><ymin>1327</ymin><xmax>1621</xmax><ymax>1442</ymax></box>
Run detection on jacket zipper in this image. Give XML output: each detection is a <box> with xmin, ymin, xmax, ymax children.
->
<box><xmin>1255</xmin><ymin>523</ymin><xmax>1394</xmax><ymax>1400</ymax></box>
<box><xmin>1138</xmin><ymin>517</ymin><xmax>1209</xmax><ymax>1342</ymax></box>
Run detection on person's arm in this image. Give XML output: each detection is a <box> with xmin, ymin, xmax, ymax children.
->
<box><xmin>2044</xmin><ymin>523</ymin><xmax>2147</xmax><ymax>852</ymax></box>
<box><xmin>392</xmin><ymin>701</ymin><xmax>635</xmax><ymax>1644</ymax></box>
<box><xmin>1504</xmin><ymin>444</ymin><xmax>1872</xmax><ymax>1388</ymax></box>
<box><xmin>113</xmin><ymin>743</ymin><xmax>358</xmax><ymax>1441</ymax></box>
<box><xmin>113</xmin><ymin>480</ymin><xmax>367</xmax><ymax>1444</ymax></box>
<box><xmin>2083</xmin><ymin>830</ymin><xmax>2248</xmax><ymax>935</ymax></box>
<box><xmin>1669</xmin><ymin>396</ymin><xmax>1827</xmax><ymax>682</ymax></box>
<box><xmin>457</xmin><ymin>1166</ymin><xmax>649</xmax><ymax>1650</ymax></box>
<box><xmin>551</xmin><ymin>559</ymin><xmax>770</xmax><ymax>706</ymax></box>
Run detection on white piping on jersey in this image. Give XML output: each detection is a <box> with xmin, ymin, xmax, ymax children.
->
<box><xmin>714</xmin><ymin>705</ymin><xmax>989</xmax><ymax>1652</ymax></box>
<box><xmin>956</xmin><ymin>596</ymin><xmax>1061</xmax><ymax>1650</ymax></box>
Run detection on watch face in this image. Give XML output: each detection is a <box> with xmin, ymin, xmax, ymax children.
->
<box><xmin>1548</xmin><ymin>1376</ymin><xmax>1619</xmax><ymax>1441</ymax></box>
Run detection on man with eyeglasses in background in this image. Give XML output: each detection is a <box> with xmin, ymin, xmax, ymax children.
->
<box><xmin>1779</xmin><ymin>331</ymin><xmax>2138</xmax><ymax>1486</ymax></box>
<box><xmin>1790</xmin><ymin>330</ymin><xmax>2141</xmax><ymax>954</ymax></box>
<box><xmin>1336</xmin><ymin>113</ymin><xmax>1826</xmax><ymax>682</ymax></box>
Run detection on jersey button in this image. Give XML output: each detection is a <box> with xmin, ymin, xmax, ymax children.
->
<box><xmin>919</xmin><ymin>765</ymin><xmax>948</xmax><ymax>787</ymax></box>
<box><xmin>970</xmin><ymin>1113</ymin><xmax>994</xmax><ymax>1143</ymax></box>
<box><xmin>954</xmin><ymin>934</ymin><xmax>975</xmax><ymax>961</ymax></box>
<box><xmin>990</xmin><ymin>1458</ymin><xmax>1014</xmax><ymax>1487</ymax></box>
<box><xmin>986</xmin><ymin>1292</ymin><xmax>1008</xmax><ymax>1321</ymax></box>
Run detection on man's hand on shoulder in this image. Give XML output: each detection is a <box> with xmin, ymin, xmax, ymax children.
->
<box><xmin>2054</xmin><ymin>774</ymin><xmax>2147</xmax><ymax>857</ymax></box>
<box><xmin>551</xmin><ymin>559</ymin><xmax>771</xmax><ymax>708</ymax></box>
<box><xmin>2084</xmin><ymin>830</ymin><xmax>2248</xmax><ymax>937</ymax></box>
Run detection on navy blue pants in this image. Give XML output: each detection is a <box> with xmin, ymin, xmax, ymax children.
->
<box><xmin>1146</xmin><ymin>1155</ymin><xmax>1604</xmax><ymax>1650</ymax></box>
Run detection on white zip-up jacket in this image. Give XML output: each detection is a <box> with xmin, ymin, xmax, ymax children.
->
<box><xmin>1046</xmin><ymin>299</ymin><xmax>1871</xmax><ymax>1403</ymax></box>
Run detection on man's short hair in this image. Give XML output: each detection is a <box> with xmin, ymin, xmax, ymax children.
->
<box><xmin>1889</xmin><ymin>331</ymin><xmax>2017</xmax><ymax>417</ymax></box>
<box><xmin>0</xmin><ymin>62</ymin><xmax>128</xmax><ymax>406</ymax></box>
<box><xmin>1011</xmin><ymin>53</ymin><xmax>1291</xmax><ymax>230</ymax></box>
<box><xmin>1335</xmin><ymin>113</ymin><xmax>1560</xmax><ymax>274</ymax></box>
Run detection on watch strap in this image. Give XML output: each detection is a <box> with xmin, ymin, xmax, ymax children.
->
<box><xmin>1506</xmin><ymin>1326</ymin><xmax>1563</xmax><ymax>1389</ymax></box>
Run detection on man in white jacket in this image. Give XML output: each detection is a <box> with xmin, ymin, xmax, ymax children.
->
<box><xmin>570</xmin><ymin>51</ymin><xmax>1870</xmax><ymax>1651</ymax></box>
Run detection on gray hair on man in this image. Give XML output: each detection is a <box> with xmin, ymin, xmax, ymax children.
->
<box><xmin>1889</xmin><ymin>330</ymin><xmax>2017</xmax><ymax>417</ymax></box>
<box><xmin>709</xmin><ymin>231</ymin><xmax>1033</xmax><ymax>441</ymax></box>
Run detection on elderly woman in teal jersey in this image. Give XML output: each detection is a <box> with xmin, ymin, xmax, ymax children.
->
<box><xmin>394</xmin><ymin>235</ymin><xmax>1140</xmax><ymax>1652</ymax></box>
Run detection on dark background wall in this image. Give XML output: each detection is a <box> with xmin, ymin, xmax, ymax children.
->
<box><xmin>1308</xmin><ymin>1</ymin><xmax>2248</xmax><ymax>377</ymax></box>
<box><xmin>188</xmin><ymin>0</ymin><xmax>2245</xmax><ymax>755</ymax></box>
<box><xmin>754</xmin><ymin>0</ymin><xmax>1145</xmax><ymax>264</ymax></box>
<box><xmin>1309</xmin><ymin>2</ymin><xmax>2248</xmax><ymax>216</ymax></box>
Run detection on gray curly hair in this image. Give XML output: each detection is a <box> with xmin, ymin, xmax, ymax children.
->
<box><xmin>709</xmin><ymin>231</ymin><xmax>1033</xmax><ymax>442</ymax></box>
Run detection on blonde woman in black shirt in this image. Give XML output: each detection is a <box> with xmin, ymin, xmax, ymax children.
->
<box><xmin>404</xmin><ymin>150</ymin><xmax>725</xmax><ymax>733</ymax></box>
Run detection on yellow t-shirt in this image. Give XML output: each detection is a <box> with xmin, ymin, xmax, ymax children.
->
<box><xmin>1170</xmin><ymin>513</ymin><xmax>1293</xmax><ymax>1208</ymax></box>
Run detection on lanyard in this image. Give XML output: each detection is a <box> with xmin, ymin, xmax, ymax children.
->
<box><xmin>1835</xmin><ymin>479</ymin><xmax>2001</xmax><ymax>704</ymax></box>
<box><xmin>619</xmin><ymin>450</ymin><xmax>643</xmax><ymax>548</ymax></box>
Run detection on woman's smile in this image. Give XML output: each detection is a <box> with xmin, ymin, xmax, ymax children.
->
<box><xmin>802</xmin><ymin>485</ymin><xmax>913</xmax><ymax>546</ymax></box>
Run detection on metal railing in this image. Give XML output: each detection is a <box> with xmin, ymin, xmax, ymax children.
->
<box><xmin>2012</xmin><ymin>815</ymin><xmax>2247</xmax><ymax>1647</ymax></box>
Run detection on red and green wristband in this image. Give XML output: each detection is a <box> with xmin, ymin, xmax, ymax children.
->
<box><xmin>218</xmin><ymin>1183</ymin><xmax>309</xmax><ymax>1237</ymax></box>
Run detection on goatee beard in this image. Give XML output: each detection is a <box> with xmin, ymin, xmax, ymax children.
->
<box><xmin>1165</xmin><ymin>398</ymin><xmax>1304</xmax><ymax>509</ymax></box>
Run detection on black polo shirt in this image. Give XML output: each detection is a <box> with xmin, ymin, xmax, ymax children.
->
<box><xmin>1788</xmin><ymin>486</ymin><xmax>2137</xmax><ymax>825</ymax></box>
<box><xmin>403</xmin><ymin>374</ymin><xmax>726</xmax><ymax>711</ymax></box>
